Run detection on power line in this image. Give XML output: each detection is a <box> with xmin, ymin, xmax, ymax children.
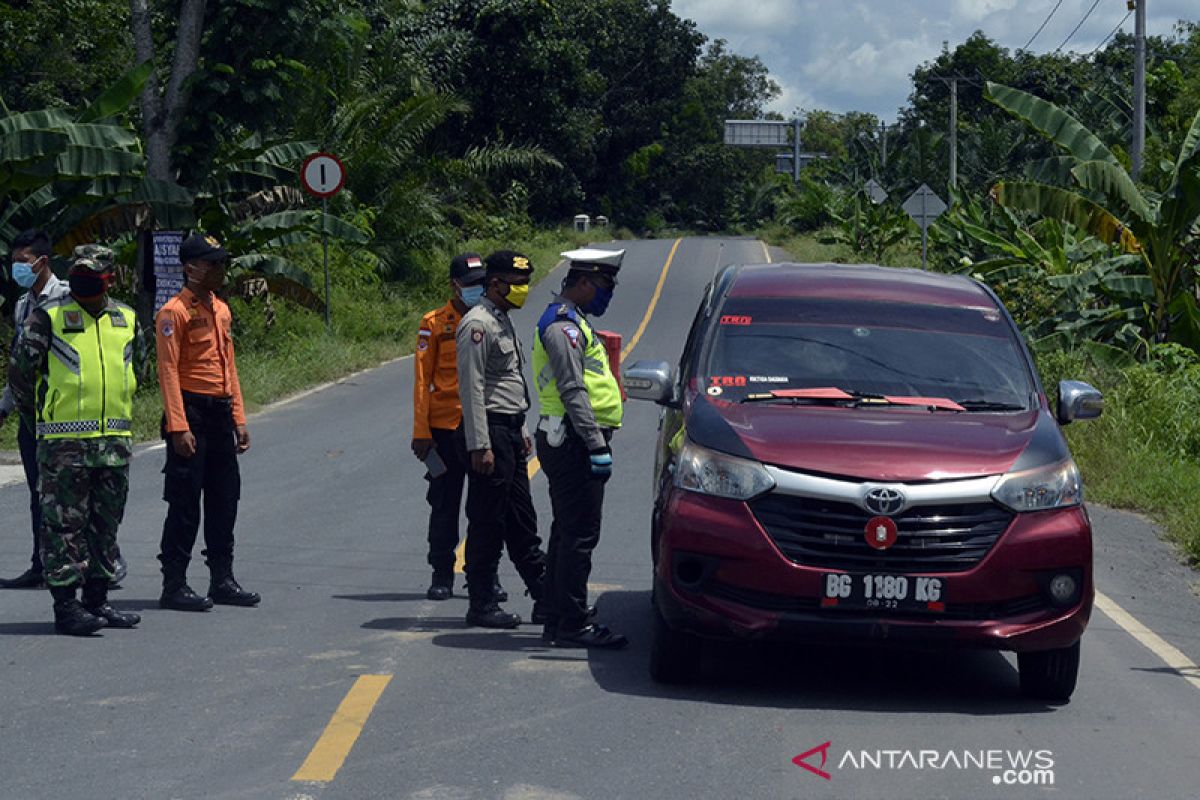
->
<box><xmin>1056</xmin><ymin>0</ymin><xmax>1103</xmax><ymax>52</ymax></box>
<box><xmin>1023</xmin><ymin>0</ymin><xmax>1064</xmax><ymax>50</ymax></box>
<box><xmin>1091</xmin><ymin>9</ymin><xmax>1133</xmax><ymax>54</ymax></box>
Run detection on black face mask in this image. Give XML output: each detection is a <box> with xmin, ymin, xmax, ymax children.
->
<box><xmin>68</xmin><ymin>273</ymin><xmax>107</xmax><ymax>298</ymax></box>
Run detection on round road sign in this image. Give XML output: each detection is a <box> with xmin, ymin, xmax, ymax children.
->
<box><xmin>300</xmin><ymin>152</ymin><xmax>346</xmax><ymax>198</ymax></box>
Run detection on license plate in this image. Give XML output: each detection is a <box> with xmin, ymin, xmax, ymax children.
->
<box><xmin>821</xmin><ymin>573</ymin><xmax>947</xmax><ymax>612</ymax></box>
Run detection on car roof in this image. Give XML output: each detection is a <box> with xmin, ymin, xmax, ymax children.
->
<box><xmin>724</xmin><ymin>262</ymin><xmax>997</xmax><ymax>308</ymax></box>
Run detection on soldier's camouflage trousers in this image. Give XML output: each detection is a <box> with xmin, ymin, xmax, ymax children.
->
<box><xmin>38</xmin><ymin>462</ymin><xmax>130</xmax><ymax>588</ymax></box>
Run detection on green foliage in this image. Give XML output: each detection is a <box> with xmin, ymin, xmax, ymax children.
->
<box><xmin>818</xmin><ymin>191</ymin><xmax>915</xmax><ymax>264</ymax></box>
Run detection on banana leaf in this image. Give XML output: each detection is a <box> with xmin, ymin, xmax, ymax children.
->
<box><xmin>1071</xmin><ymin>160</ymin><xmax>1154</xmax><ymax>224</ymax></box>
<box><xmin>993</xmin><ymin>181</ymin><xmax>1141</xmax><ymax>253</ymax></box>
<box><xmin>78</xmin><ymin>61</ymin><xmax>154</xmax><ymax>123</ymax></box>
<box><xmin>231</xmin><ymin>253</ymin><xmax>322</xmax><ymax>310</ymax></box>
<box><xmin>985</xmin><ymin>83</ymin><xmax>1119</xmax><ymax>166</ymax></box>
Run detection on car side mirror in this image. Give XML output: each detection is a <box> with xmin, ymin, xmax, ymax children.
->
<box><xmin>1057</xmin><ymin>380</ymin><xmax>1103</xmax><ymax>424</ymax></box>
<box><xmin>624</xmin><ymin>360</ymin><xmax>674</xmax><ymax>405</ymax></box>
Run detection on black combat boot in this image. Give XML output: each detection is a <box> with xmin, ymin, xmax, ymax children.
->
<box><xmin>465</xmin><ymin>603</ymin><xmax>522</xmax><ymax>629</ymax></box>
<box><xmin>160</xmin><ymin>579</ymin><xmax>214</xmax><ymax>611</ymax></box>
<box><xmin>208</xmin><ymin>575</ymin><xmax>261</xmax><ymax>607</ymax></box>
<box><xmin>50</xmin><ymin>585</ymin><xmax>107</xmax><ymax>636</ymax></box>
<box><xmin>82</xmin><ymin>579</ymin><xmax>140</xmax><ymax>628</ymax></box>
<box><xmin>426</xmin><ymin>572</ymin><xmax>454</xmax><ymax>601</ymax></box>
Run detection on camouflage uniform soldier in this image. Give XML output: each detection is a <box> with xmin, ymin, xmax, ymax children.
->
<box><xmin>8</xmin><ymin>245</ymin><xmax>142</xmax><ymax>636</ymax></box>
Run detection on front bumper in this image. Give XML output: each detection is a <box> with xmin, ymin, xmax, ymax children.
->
<box><xmin>654</xmin><ymin>488</ymin><xmax>1093</xmax><ymax>653</ymax></box>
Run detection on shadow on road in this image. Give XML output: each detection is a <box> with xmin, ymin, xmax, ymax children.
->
<box><xmin>0</xmin><ymin>622</ymin><xmax>55</xmax><ymax>636</ymax></box>
<box><xmin>584</xmin><ymin>590</ymin><xmax>1059</xmax><ymax>716</ymax></box>
<box><xmin>334</xmin><ymin>592</ymin><xmax>433</xmax><ymax>603</ymax></box>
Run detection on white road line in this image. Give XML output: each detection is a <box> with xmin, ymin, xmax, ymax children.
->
<box><xmin>1096</xmin><ymin>590</ymin><xmax>1200</xmax><ymax>692</ymax></box>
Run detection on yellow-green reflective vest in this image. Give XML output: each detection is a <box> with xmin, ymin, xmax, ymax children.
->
<box><xmin>533</xmin><ymin>303</ymin><xmax>623</xmax><ymax>428</ymax></box>
<box><xmin>36</xmin><ymin>299</ymin><xmax>137</xmax><ymax>439</ymax></box>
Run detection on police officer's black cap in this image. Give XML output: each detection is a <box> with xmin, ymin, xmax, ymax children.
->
<box><xmin>179</xmin><ymin>233</ymin><xmax>230</xmax><ymax>264</ymax></box>
<box><xmin>562</xmin><ymin>247</ymin><xmax>624</xmax><ymax>277</ymax></box>
<box><xmin>450</xmin><ymin>252</ymin><xmax>486</xmax><ymax>283</ymax></box>
<box><xmin>484</xmin><ymin>250</ymin><xmax>534</xmax><ymax>277</ymax></box>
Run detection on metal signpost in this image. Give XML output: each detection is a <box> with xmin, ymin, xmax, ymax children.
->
<box><xmin>300</xmin><ymin>152</ymin><xmax>346</xmax><ymax>330</ymax></box>
<box><xmin>901</xmin><ymin>183</ymin><xmax>947</xmax><ymax>270</ymax></box>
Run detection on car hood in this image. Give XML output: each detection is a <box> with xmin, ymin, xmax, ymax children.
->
<box><xmin>688</xmin><ymin>394</ymin><xmax>1055</xmax><ymax>482</ymax></box>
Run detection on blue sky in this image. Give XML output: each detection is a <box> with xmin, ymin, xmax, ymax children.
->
<box><xmin>672</xmin><ymin>0</ymin><xmax>1197</xmax><ymax>122</ymax></box>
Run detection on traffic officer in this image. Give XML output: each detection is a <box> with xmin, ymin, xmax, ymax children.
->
<box><xmin>533</xmin><ymin>248</ymin><xmax>628</xmax><ymax>648</ymax></box>
<box><xmin>411</xmin><ymin>253</ymin><xmax>494</xmax><ymax>601</ymax></box>
<box><xmin>155</xmin><ymin>233</ymin><xmax>258</xmax><ymax>611</ymax></box>
<box><xmin>0</xmin><ymin>230</ymin><xmax>69</xmax><ymax>589</ymax></box>
<box><xmin>456</xmin><ymin>250</ymin><xmax>546</xmax><ymax>628</ymax></box>
<box><xmin>7</xmin><ymin>245</ymin><xmax>141</xmax><ymax>636</ymax></box>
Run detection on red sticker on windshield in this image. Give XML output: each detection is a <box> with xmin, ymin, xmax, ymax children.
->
<box><xmin>709</xmin><ymin>375</ymin><xmax>747</xmax><ymax>388</ymax></box>
<box><xmin>720</xmin><ymin>315</ymin><xmax>752</xmax><ymax>325</ymax></box>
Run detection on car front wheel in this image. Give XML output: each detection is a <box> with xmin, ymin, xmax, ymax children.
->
<box><xmin>1017</xmin><ymin>640</ymin><xmax>1080</xmax><ymax>703</ymax></box>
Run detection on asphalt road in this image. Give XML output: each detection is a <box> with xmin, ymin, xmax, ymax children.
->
<box><xmin>1</xmin><ymin>237</ymin><xmax>1199</xmax><ymax>800</ymax></box>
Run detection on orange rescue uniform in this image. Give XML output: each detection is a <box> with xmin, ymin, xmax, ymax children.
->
<box><xmin>156</xmin><ymin>287</ymin><xmax>247</xmax><ymax>433</ymax></box>
<box><xmin>413</xmin><ymin>300</ymin><xmax>465</xmax><ymax>438</ymax></box>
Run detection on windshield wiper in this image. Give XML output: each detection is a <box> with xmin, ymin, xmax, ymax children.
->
<box><xmin>956</xmin><ymin>400</ymin><xmax>1028</xmax><ymax>412</ymax></box>
<box><xmin>740</xmin><ymin>387</ymin><xmax>965</xmax><ymax>411</ymax></box>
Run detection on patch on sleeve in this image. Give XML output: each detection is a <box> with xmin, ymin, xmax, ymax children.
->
<box><xmin>160</xmin><ymin>318</ymin><xmax>174</xmax><ymax>337</ymax></box>
<box><xmin>471</xmin><ymin>328</ymin><xmax>484</xmax><ymax>344</ymax></box>
<box><xmin>417</xmin><ymin>338</ymin><xmax>429</xmax><ymax>351</ymax></box>
<box><xmin>562</xmin><ymin>326</ymin><xmax>580</xmax><ymax>348</ymax></box>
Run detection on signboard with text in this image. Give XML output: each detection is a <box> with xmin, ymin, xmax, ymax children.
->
<box><xmin>152</xmin><ymin>231</ymin><xmax>184</xmax><ymax>314</ymax></box>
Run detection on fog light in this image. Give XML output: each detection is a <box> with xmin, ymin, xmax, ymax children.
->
<box><xmin>1048</xmin><ymin>573</ymin><xmax>1078</xmax><ymax>605</ymax></box>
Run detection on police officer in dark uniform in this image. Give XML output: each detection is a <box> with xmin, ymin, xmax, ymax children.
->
<box><xmin>533</xmin><ymin>248</ymin><xmax>627</xmax><ymax>648</ymax></box>
<box><xmin>456</xmin><ymin>251</ymin><xmax>546</xmax><ymax>628</ymax></box>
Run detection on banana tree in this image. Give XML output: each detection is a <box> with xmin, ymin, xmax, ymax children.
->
<box><xmin>985</xmin><ymin>82</ymin><xmax>1200</xmax><ymax>347</ymax></box>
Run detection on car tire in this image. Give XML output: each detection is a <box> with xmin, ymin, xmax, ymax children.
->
<box><xmin>1017</xmin><ymin>640</ymin><xmax>1080</xmax><ymax>703</ymax></box>
<box><xmin>649</xmin><ymin>603</ymin><xmax>701</xmax><ymax>684</ymax></box>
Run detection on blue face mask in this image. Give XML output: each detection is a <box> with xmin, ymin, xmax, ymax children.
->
<box><xmin>11</xmin><ymin>260</ymin><xmax>38</xmax><ymax>289</ymax></box>
<box><xmin>460</xmin><ymin>284</ymin><xmax>485</xmax><ymax>307</ymax></box>
<box><xmin>582</xmin><ymin>285</ymin><xmax>614</xmax><ymax>316</ymax></box>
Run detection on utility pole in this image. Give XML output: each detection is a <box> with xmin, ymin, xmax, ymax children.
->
<box><xmin>1132</xmin><ymin>0</ymin><xmax>1146</xmax><ymax>180</ymax></box>
<box><xmin>793</xmin><ymin>117</ymin><xmax>803</xmax><ymax>184</ymax></box>
<box><xmin>949</xmin><ymin>77</ymin><xmax>958</xmax><ymax>189</ymax></box>
<box><xmin>880</xmin><ymin>120</ymin><xmax>888</xmax><ymax>170</ymax></box>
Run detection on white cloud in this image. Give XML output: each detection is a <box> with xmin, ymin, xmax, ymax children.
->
<box><xmin>670</xmin><ymin>0</ymin><xmax>1196</xmax><ymax>120</ymax></box>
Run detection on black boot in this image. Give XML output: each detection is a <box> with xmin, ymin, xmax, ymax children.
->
<box><xmin>82</xmin><ymin>579</ymin><xmax>140</xmax><ymax>628</ymax></box>
<box><xmin>160</xmin><ymin>579</ymin><xmax>214</xmax><ymax>611</ymax></box>
<box><xmin>50</xmin><ymin>586</ymin><xmax>106</xmax><ymax>636</ymax></box>
<box><xmin>0</xmin><ymin>567</ymin><xmax>44</xmax><ymax>589</ymax></box>
<box><xmin>466</xmin><ymin>603</ymin><xmax>521</xmax><ymax>629</ymax></box>
<box><xmin>426</xmin><ymin>572</ymin><xmax>454</xmax><ymax>601</ymax></box>
<box><xmin>553</xmin><ymin>622</ymin><xmax>628</xmax><ymax>649</ymax></box>
<box><xmin>208</xmin><ymin>575</ymin><xmax>261</xmax><ymax>607</ymax></box>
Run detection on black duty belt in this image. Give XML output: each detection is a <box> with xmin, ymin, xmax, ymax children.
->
<box><xmin>486</xmin><ymin>411</ymin><xmax>525</xmax><ymax>428</ymax></box>
<box><xmin>182</xmin><ymin>391</ymin><xmax>233</xmax><ymax>409</ymax></box>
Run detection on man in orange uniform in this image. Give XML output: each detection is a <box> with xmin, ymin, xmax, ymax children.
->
<box><xmin>411</xmin><ymin>254</ymin><xmax>488</xmax><ymax>600</ymax></box>
<box><xmin>154</xmin><ymin>233</ymin><xmax>258</xmax><ymax>612</ymax></box>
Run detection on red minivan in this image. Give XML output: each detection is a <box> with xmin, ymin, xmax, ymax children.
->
<box><xmin>623</xmin><ymin>263</ymin><xmax>1103</xmax><ymax>701</ymax></box>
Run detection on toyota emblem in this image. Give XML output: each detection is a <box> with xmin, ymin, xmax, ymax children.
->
<box><xmin>863</xmin><ymin>487</ymin><xmax>905</xmax><ymax>515</ymax></box>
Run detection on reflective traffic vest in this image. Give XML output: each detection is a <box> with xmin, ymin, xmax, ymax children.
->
<box><xmin>533</xmin><ymin>303</ymin><xmax>623</xmax><ymax>428</ymax></box>
<box><xmin>37</xmin><ymin>298</ymin><xmax>137</xmax><ymax>439</ymax></box>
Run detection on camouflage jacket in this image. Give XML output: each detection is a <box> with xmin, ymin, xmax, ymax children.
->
<box><xmin>8</xmin><ymin>296</ymin><xmax>141</xmax><ymax>468</ymax></box>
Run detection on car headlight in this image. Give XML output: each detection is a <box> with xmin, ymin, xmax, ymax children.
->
<box><xmin>675</xmin><ymin>440</ymin><xmax>775</xmax><ymax>500</ymax></box>
<box><xmin>991</xmin><ymin>458</ymin><xmax>1083</xmax><ymax>512</ymax></box>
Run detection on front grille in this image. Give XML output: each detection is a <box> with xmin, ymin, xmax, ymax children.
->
<box><xmin>749</xmin><ymin>493</ymin><xmax>1013</xmax><ymax>573</ymax></box>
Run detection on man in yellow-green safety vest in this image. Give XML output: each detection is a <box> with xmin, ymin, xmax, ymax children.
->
<box><xmin>532</xmin><ymin>247</ymin><xmax>627</xmax><ymax>649</ymax></box>
<box><xmin>8</xmin><ymin>245</ymin><xmax>142</xmax><ymax>637</ymax></box>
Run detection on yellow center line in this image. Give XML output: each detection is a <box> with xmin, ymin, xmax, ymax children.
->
<box><xmin>291</xmin><ymin>674</ymin><xmax>392</xmax><ymax>783</ymax></box>
<box><xmin>1095</xmin><ymin>590</ymin><xmax>1200</xmax><ymax>692</ymax></box>
<box><xmin>621</xmin><ymin>237</ymin><xmax>682</xmax><ymax>360</ymax></box>
<box><xmin>453</xmin><ymin>240</ymin><xmax>680</xmax><ymax>573</ymax></box>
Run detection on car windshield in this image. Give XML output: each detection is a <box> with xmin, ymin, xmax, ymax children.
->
<box><xmin>702</xmin><ymin>296</ymin><xmax>1035</xmax><ymax>409</ymax></box>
